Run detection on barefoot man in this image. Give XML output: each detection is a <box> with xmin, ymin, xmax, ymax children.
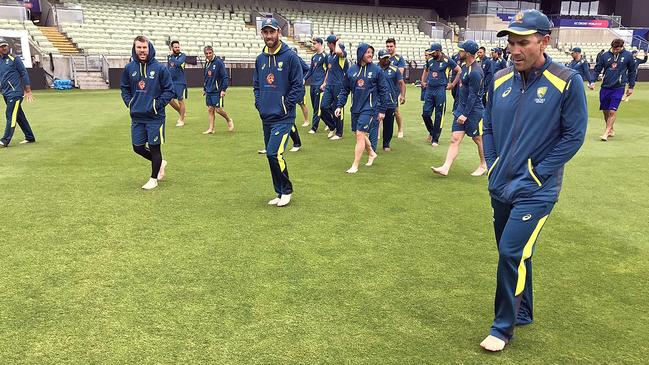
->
<box><xmin>480</xmin><ymin>10</ymin><xmax>587</xmax><ymax>351</ymax></box>
<box><xmin>431</xmin><ymin>40</ymin><xmax>487</xmax><ymax>177</ymax></box>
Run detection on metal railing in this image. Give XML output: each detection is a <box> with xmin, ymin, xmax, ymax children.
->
<box><xmin>100</xmin><ymin>54</ymin><xmax>109</xmax><ymax>84</ymax></box>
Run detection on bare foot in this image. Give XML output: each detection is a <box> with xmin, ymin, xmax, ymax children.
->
<box><xmin>480</xmin><ymin>335</ymin><xmax>506</xmax><ymax>352</ymax></box>
<box><xmin>157</xmin><ymin>160</ymin><xmax>167</xmax><ymax>181</ymax></box>
<box><xmin>426</xmin><ymin>135</ymin><xmax>432</xmax><ymax>143</ymax></box>
<box><xmin>346</xmin><ymin>166</ymin><xmax>359</xmax><ymax>174</ymax></box>
<box><xmin>227</xmin><ymin>119</ymin><xmax>235</xmax><ymax>132</ymax></box>
<box><xmin>365</xmin><ymin>153</ymin><xmax>378</xmax><ymax>166</ymax></box>
<box><xmin>471</xmin><ymin>166</ymin><xmax>487</xmax><ymax>176</ymax></box>
<box><xmin>431</xmin><ymin>166</ymin><xmax>448</xmax><ymax>176</ymax></box>
<box><xmin>202</xmin><ymin>129</ymin><xmax>214</xmax><ymax>134</ymax></box>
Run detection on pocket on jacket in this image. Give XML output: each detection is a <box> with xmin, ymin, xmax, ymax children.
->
<box><xmin>259</xmin><ymin>91</ymin><xmax>286</xmax><ymax>120</ymax></box>
<box><xmin>527</xmin><ymin>158</ymin><xmax>542</xmax><ymax>187</ymax></box>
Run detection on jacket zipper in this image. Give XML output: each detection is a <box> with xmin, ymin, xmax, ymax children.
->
<box><xmin>488</xmin><ymin>157</ymin><xmax>500</xmax><ymax>178</ymax></box>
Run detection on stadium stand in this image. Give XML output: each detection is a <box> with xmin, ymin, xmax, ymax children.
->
<box><xmin>0</xmin><ymin>18</ymin><xmax>60</xmax><ymax>55</ymax></box>
<box><xmin>58</xmin><ymin>0</ymin><xmax>308</xmax><ymax>61</ymax></box>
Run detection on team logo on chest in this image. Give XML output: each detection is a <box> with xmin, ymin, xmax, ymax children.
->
<box><xmin>278</xmin><ymin>61</ymin><xmax>283</xmax><ymax>71</ymax></box>
<box><xmin>208</xmin><ymin>70</ymin><xmax>212</xmax><ymax>76</ymax></box>
<box><xmin>266</xmin><ymin>73</ymin><xmax>275</xmax><ymax>84</ymax></box>
<box><xmin>611</xmin><ymin>63</ymin><xmax>618</xmax><ymax>69</ymax></box>
<box><xmin>149</xmin><ymin>70</ymin><xmax>155</xmax><ymax>79</ymax></box>
<box><xmin>535</xmin><ymin>86</ymin><xmax>547</xmax><ymax>104</ymax></box>
<box><xmin>502</xmin><ymin>86</ymin><xmax>512</xmax><ymax>97</ymax></box>
<box><xmin>138</xmin><ymin>80</ymin><xmax>146</xmax><ymax>90</ymax></box>
<box><xmin>432</xmin><ymin>71</ymin><xmax>438</xmax><ymax>78</ymax></box>
<box><xmin>357</xmin><ymin>79</ymin><xmax>365</xmax><ymax>87</ymax></box>
<box><xmin>131</xmin><ymin>71</ymin><xmax>137</xmax><ymax>77</ymax></box>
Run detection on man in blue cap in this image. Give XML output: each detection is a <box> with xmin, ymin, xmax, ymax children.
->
<box><xmin>478</xmin><ymin>46</ymin><xmax>493</xmax><ymax>106</ymax></box>
<box><xmin>320</xmin><ymin>34</ymin><xmax>348</xmax><ymax>140</ymax></box>
<box><xmin>253</xmin><ymin>18</ymin><xmax>304</xmax><ymax>207</ymax></box>
<box><xmin>480</xmin><ymin>9</ymin><xmax>587</xmax><ymax>352</ymax></box>
<box><xmin>568</xmin><ymin>47</ymin><xmax>594</xmax><ymax>90</ymax></box>
<box><xmin>490</xmin><ymin>47</ymin><xmax>507</xmax><ymax>77</ymax></box>
<box><xmin>593</xmin><ymin>38</ymin><xmax>635</xmax><ymax>141</ymax></box>
<box><xmin>304</xmin><ymin>37</ymin><xmax>328</xmax><ymax>133</ymax></box>
<box><xmin>420</xmin><ymin>42</ymin><xmax>461</xmax><ymax>146</ymax></box>
<box><xmin>386</xmin><ymin>38</ymin><xmax>406</xmax><ymax>138</ymax></box>
<box><xmin>377</xmin><ymin>48</ymin><xmax>406</xmax><ymax>151</ymax></box>
<box><xmin>0</xmin><ymin>38</ymin><xmax>36</xmax><ymax>148</ymax></box>
<box><xmin>431</xmin><ymin>39</ymin><xmax>487</xmax><ymax>177</ymax></box>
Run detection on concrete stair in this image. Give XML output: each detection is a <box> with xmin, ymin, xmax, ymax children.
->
<box><xmin>39</xmin><ymin>26</ymin><xmax>80</xmax><ymax>55</ymax></box>
<box><xmin>76</xmin><ymin>71</ymin><xmax>109</xmax><ymax>89</ymax></box>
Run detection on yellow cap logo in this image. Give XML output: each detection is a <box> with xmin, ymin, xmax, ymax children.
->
<box><xmin>514</xmin><ymin>12</ymin><xmax>524</xmax><ymax>23</ymax></box>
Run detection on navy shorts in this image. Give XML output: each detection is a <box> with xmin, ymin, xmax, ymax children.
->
<box><xmin>351</xmin><ymin>113</ymin><xmax>375</xmax><ymax>133</ymax></box>
<box><xmin>599</xmin><ymin>87</ymin><xmax>625</xmax><ymax>111</ymax></box>
<box><xmin>131</xmin><ymin>121</ymin><xmax>165</xmax><ymax>146</ymax></box>
<box><xmin>173</xmin><ymin>84</ymin><xmax>187</xmax><ymax>100</ymax></box>
<box><xmin>451</xmin><ymin>115</ymin><xmax>482</xmax><ymax>137</ymax></box>
<box><xmin>206</xmin><ymin>93</ymin><xmax>224</xmax><ymax>108</ymax></box>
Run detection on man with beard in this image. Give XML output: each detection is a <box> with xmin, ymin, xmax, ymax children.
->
<box><xmin>431</xmin><ymin>40</ymin><xmax>487</xmax><ymax>177</ymax></box>
<box><xmin>420</xmin><ymin>43</ymin><xmax>461</xmax><ymax>146</ymax></box>
<box><xmin>253</xmin><ymin>18</ymin><xmax>304</xmax><ymax>207</ymax></box>
<box><xmin>167</xmin><ymin>40</ymin><xmax>187</xmax><ymax>126</ymax></box>
<box><xmin>120</xmin><ymin>36</ymin><xmax>175</xmax><ymax>190</ymax></box>
<box><xmin>567</xmin><ymin>47</ymin><xmax>594</xmax><ymax>90</ymax></box>
<box><xmin>480</xmin><ymin>10</ymin><xmax>587</xmax><ymax>351</ymax></box>
<box><xmin>386</xmin><ymin>38</ymin><xmax>406</xmax><ymax>138</ymax></box>
<box><xmin>303</xmin><ymin>37</ymin><xmax>327</xmax><ymax>133</ymax></box>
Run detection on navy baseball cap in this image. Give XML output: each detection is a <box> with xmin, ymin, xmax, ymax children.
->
<box><xmin>0</xmin><ymin>38</ymin><xmax>8</xmax><ymax>47</ymax></box>
<box><xmin>459</xmin><ymin>40</ymin><xmax>479</xmax><ymax>55</ymax></box>
<box><xmin>428</xmin><ymin>43</ymin><xmax>442</xmax><ymax>52</ymax></box>
<box><xmin>491</xmin><ymin>47</ymin><xmax>502</xmax><ymax>53</ymax></box>
<box><xmin>571</xmin><ymin>47</ymin><xmax>582</xmax><ymax>53</ymax></box>
<box><xmin>496</xmin><ymin>9</ymin><xmax>552</xmax><ymax>37</ymax></box>
<box><xmin>312</xmin><ymin>37</ymin><xmax>323</xmax><ymax>45</ymax></box>
<box><xmin>326</xmin><ymin>34</ymin><xmax>338</xmax><ymax>43</ymax></box>
<box><xmin>261</xmin><ymin>18</ymin><xmax>280</xmax><ymax>30</ymax></box>
<box><xmin>378</xmin><ymin>49</ymin><xmax>390</xmax><ymax>59</ymax></box>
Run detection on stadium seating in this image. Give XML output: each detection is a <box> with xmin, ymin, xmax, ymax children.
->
<box><xmin>0</xmin><ymin>18</ymin><xmax>60</xmax><ymax>54</ymax></box>
<box><xmin>557</xmin><ymin>42</ymin><xmax>642</xmax><ymax>64</ymax></box>
<box><xmin>58</xmin><ymin>0</ymin><xmax>308</xmax><ymax>61</ymax></box>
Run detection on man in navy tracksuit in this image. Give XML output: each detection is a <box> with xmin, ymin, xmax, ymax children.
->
<box><xmin>420</xmin><ymin>43</ymin><xmax>461</xmax><ymax>146</ymax></box>
<box><xmin>480</xmin><ymin>10</ymin><xmax>587</xmax><ymax>352</ymax></box>
<box><xmin>489</xmin><ymin>48</ymin><xmax>507</xmax><ymax>77</ymax></box>
<box><xmin>624</xmin><ymin>50</ymin><xmax>647</xmax><ymax>102</ymax></box>
<box><xmin>450</xmin><ymin>47</ymin><xmax>463</xmax><ymax>112</ymax></box>
<box><xmin>202</xmin><ymin>46</ymin><xmax>234</xmax><ymax>134</ymax></box>
<box><xmin>304</xmin><ymin>37</ymin><xmax>327</xmax><ymax>133</ymax></box>
<box><xmin>593</xmin><ymin>38</ymin><xmax>636</xmax><ymax>141</ymax></box>
<box><xmin>320</xmin><ymin>34</ymin><xmax>348</xmax><ymax>140</ymax></box>
<box><xmin>120</xmin><ymin>36</ymin><xmax>175</xmax><ymax>190</ymax></box>
<box><xmin>293</xmin><ymin>47</ymin><xmax>311</xmax><ymax>129</ymax></box>
<box><xmin>0</xmin><ymin>38</ymin><xmax>35</xmax><ymax>148</ymax></box>
<box><xmin>567</xmin><ymin>47</ymin><xmax>595</xmax><ymax>90</ymax></box>
<box><xmin>386</xmin><ymin>38</ymin><xmax>406</xmax><ymax>138</ymax></box>
<box><xmin>253</xmin><ymin>18</ymin><xmax>304</xmax><ymax>207</ymax></box>
<box><xmin>167</xmin><ymin>40</ymin><xmax>187</xmax><ymax>126</ymax></box>
<box><xmin>335</xmin><ymin>43</ymin><xmax>389</xmax><ymax>173</ymax></box>
<box><xmin>479</xmin><ymin>47</ymin><xmax>493</xmax><ymax>106</ymax></box>
<box><xmin>432</xmin><ymin>40</ymin><xmax>487</xmax><ymax>177</ymax></box>
<box><xmin>378</xmin><ymin>49</ymin><xmax>406</xmax><ymax>151</ymax></box>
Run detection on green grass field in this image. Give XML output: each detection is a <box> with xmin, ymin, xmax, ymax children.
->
<box><xmin>1</xmin><ymin>84</ymin><xmax>647</xmax><ymax>364</ymax></box>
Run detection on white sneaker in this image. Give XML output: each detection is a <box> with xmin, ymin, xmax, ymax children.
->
<box><xmin>327</xmin><ymin>131</ymin><xmax>336</xmax><ymax>138</ymax></box>
<box><xmin>0</xmin><ymin>141</ymin><xmax>6</xmax><ymax>148</ymax></box>
<box><xmin>432</xmin><ymin>142</ymin><xmax>439</xmax><ymax>147</ymax></box>
<box><xmin>329</xmin><ymin>135</ymin><xmax>341</xmax><ymax>141</ymax></box>
<box><xmin>302</xmin><ymin>121</ymin><xmax>310</xmax><ymax>127</ymax></box>
<box><xmin>268</xmin><ymin>197</ymin><xmax>280</xmax><ymax>205</ymax></box>
<box><xmin>346</xmin><ymin>166</ymin><xmax>359</xmax><ymax>174</ymax></box>
<box><xmin>157</xmin><ymin>160</ymin><xmax>167</xmax><ymax>180</ymax></box>
<box><xmin>397</xmin><ymin>131</ymin><xmax>404</xmax><ymax>138</ymax></box>
<box><xmin>175</xmin><ymin>120</ymin><xmax>184</xmax><ymax>127</ymax></box>
<box><xmin>324</xmin><ymin>126</ymin><xmax>330</xmax><ymax>131</ymax></box>
<box><xmin>142</xmin><ymin>178</ymin><xmax>158</xmax><ymax>190</ymax></box>
<box><xmin>308</xmin><ymin>130</ymin><xmax>316</xmax><ymax>134</ymax></box>
<box><xmin>277</xmin><ymin>194</ymin><xmax>292</xmax><ymax>207</ymax></box>
<box><xmin>257</xmin><ymin>149</ymin><xmax>267</xmax><ymax>154</ymax></box>
<box><xmin>19</xmin><ymin>140</ymin><xmax>35</xmax><ymax>144</ymax></box>
<box><xmin>289</xmin><ymin>146</ymin><xmax>301</xmax><ymax>152</ymax></box>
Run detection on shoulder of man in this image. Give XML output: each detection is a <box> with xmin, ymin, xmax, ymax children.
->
<box><xmin>544</xmin><ymin>62</ymin><xmax>577</xmax><ymax>92</ymax></box>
